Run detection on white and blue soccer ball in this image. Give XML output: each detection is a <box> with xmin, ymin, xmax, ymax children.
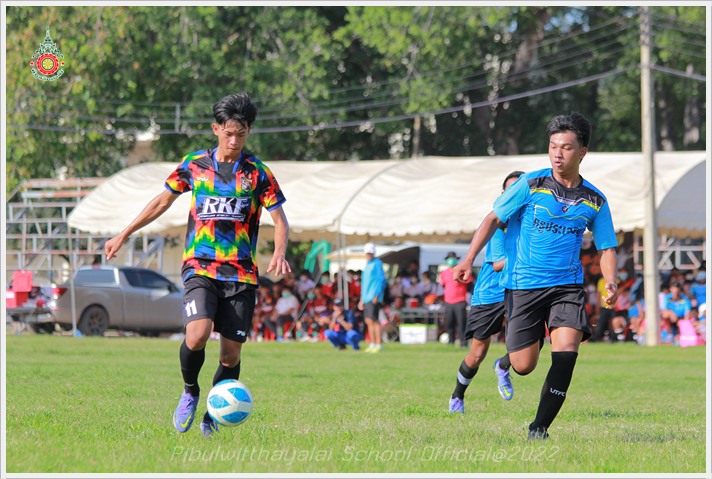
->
<box><xmin>206</xmin><ymin>379</ymin><xmax>253</xmax><ymax>427</ymax></box>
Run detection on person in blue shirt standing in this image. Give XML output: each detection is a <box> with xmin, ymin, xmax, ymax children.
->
<box><xmin>448</xmin><ymin>170</ymin><xmax>524</xmax><ymax>415</ymax></box>
<box><xmin>360</xmin><ymin>242</ymin><xmax>387</xmax><ymax>353</ymax></box>
<box><xmin>453</xmin><ymin>112</ymin><xmax>619</xmax><ymax>440</ymax></box>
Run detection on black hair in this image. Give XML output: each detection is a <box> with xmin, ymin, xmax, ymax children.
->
<box><xmin>545</xmin><ymin>112</ymin><xmax>592</xmax><ymax>148</ymax></box>
<box><xmin>212</xmin><ymin>92</ymin><xmax>257</xmax><ymax>128</ymax></box>
<box><xmin>502</xmin><ymin>170</ymin><xmax>525</xmax><ymax>190</ymax></box>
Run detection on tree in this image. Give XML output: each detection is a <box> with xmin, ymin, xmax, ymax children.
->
<box><xmin>5</xmin><ymin>5</ymin><xmax>706</xmax><ymax>196</ymax></box>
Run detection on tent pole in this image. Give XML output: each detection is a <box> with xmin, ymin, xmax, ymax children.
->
<box><xmin>342</xmin><ymin>232</ymin><xmax>349</xmax><ymax>311</ymax></box>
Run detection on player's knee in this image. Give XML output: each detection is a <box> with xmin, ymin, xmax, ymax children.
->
<box><xmin>185</xmin><ymin>331</ymin><xmax>210</xmax><ymax>350</ymax></box>
<box><xmin>220</xmin><ymin>351</ymin><xmax>240</xmax><ymax>368</ymax></box>
<box><xmin>511</xmin><ymin>358</ymin><xmax>537</xmax><ymax>375</ymax></box>
<box><xmin>512</xmin><ymin>364</ymin><xmax>535</xmax><ymax>376</ymax></box>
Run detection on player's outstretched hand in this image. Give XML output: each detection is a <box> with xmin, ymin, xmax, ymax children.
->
<box><xmin>267</xmin><ymin>254</ymin><xmax>292</xmax><ymax>277</ymax></box>
<box><xmin>105</xmin><ymin>234</ymin><xmax>126</xmax><ymax>260</ymax></box>
<box><xmin>452</xmin><ymin>260</ymin><xmax>472</xmax><ymax>283</ymax></box>
<box><xmin>601</xmin><ymin>282</ymin><xmax>619</xmax><ymax>309</ymax></box>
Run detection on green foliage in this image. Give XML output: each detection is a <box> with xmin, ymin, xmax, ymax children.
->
<box><xmin>259</xmin><ymin>239</ymin><xmax>314</xmax><ymax>275</ymax></box>
<box><xmin>5</xmin><ymin>6</ymin><xmax>706</xmax><ymax>194</ymax></box>
<box><xmin>4</xmin><ymin>335</ymin><xmax>707</xmax><ymax>473</ymax></box>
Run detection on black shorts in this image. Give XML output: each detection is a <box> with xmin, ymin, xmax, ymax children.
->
<box><xmin>182</xmin><ymin>275</ymin><xmax>256</xmax><ymax>343</ymax></box>
<box><xmin>505</xmin><ymin>285</ymin><xmax>590</xmax><ymax>352</ymax></box>
<box><xmin>363</xmin><ymin>302</ymin><xmax>381</xmax><ymax>321</ymax></box>
<box><xmin>465</xmin><ymin>301</ymin><xmax>506</xmax><ymax>341</ymax></box>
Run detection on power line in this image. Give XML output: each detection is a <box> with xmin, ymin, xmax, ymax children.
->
<box><xmin>650</xmin><ymin>64</ymin><xmax>706</xmax><ymax>82</ymax></box>
<box><xmin>650</xmin><ymin>10</ymin><xmax>706</xmax><ymax>29</ymax></box>
<box><xmin>14</xmin><ymin>29</ymin><xmax>641</xmax><ymax>126</ymax></box>
<box><xmin>8</xmin><ymin>66</ymin><xmax>636</xmax><ymax>136</ymax></box>
<box><xmin>13</xmin><ymin>43</ymin><xmax>635</xmax><ymax>129</ymax></box>
<box><xmin>26</xmin><ymin>12</ymin><xmax>639</xmax><ymax>113</ymax></box>
<box><xmin>653</xmin><ymin>45</ymin><xmax>707</xmax><ymax>61</ymax></box>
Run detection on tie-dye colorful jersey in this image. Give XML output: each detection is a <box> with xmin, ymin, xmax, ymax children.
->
<box><xmin>164</xmin><ymin>148</ymin><xmax>286</xmax><ymax>285</ymax></box>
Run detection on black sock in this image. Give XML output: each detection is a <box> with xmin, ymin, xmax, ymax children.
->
<box><xmin>452</xmin><ymin>360</ymin><xmax>478</xmax><ymax>399</ymax></box>
<box><xmin>213</xmin><ymin>360</ymin><xmax>241</xmax><ymax>385</ymax></box>
<box><xmin>530</xmin><ymin>351</ymin><xmax>578</xmax><ymax>431</ymax></box>
<box><xmin>179</xmin><ymin>340</ymin><xmax>205</xmax><ymax>396</ymax></box>
<box><xmin>203</xmin><ymin>361</ymin><xmax>242</xmax><ymax>423</ymax></box>
<box><xmin>497</xmin><ymin>354</ymin><xmax>511</xmax><ymax>370</ymax></box>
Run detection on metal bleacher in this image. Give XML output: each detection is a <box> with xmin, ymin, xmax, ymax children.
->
<box><xmin>5</xmin><ymin>178</ymin><xmax>166</xmax><ymax>286</ymax></box>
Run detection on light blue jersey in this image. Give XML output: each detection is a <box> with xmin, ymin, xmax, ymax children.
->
<box><xmin>494</xmin><ymin>168</ymin><xmax>618</xmax><ymax>290</ymax></box>
<box><xmin>471</xmin><ymin>228</ymin><xmax>506</xmax><ymax>306</ymax></box>
<box><xmin>361</xmin><ymin>257</ymin><xmax>387</xmax><ymax>303</ymax></box>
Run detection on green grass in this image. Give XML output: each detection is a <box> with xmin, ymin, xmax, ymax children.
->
<box><xmin>4</xmin><ymin>334</ymin><xmax>707</xmax><ymax>474</ymax></box>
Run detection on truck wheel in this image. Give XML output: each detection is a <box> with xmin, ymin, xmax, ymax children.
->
<box><xmin>78</xmin><ymin>306</ymin><xmax>109</xmax><ymax>336</ymax></box>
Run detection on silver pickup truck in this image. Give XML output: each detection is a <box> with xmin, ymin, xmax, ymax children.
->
<box><xmin>52</xmin><ymin>265</ymin><xmax>184</xmax><ymax>336</ymax></box>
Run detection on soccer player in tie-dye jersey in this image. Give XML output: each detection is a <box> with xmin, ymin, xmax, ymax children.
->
<box><xmin>105</xmin><ymin>93</ymin><xmax>291</xmax><ymax>438</ymax></box>
<box><xmin>452</xmin><ymin>112</ymin><xmax>619</xmax><ymax>440</ymax></box>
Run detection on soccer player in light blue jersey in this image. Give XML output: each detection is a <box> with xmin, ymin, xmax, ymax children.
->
<box><xmin>448</xmin><ymin>170</ymin><xmax>523</xmax><ymax>414</ymax></box>
<box><xmin>452</xmin><ymin>112</ymin><xmax>619</xmax><ymax>440</ymax></box>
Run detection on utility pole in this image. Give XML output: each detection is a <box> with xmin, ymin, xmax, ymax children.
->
<box><xmin>640</xmin><ymin>6</ymin><xmax>660</xmax><ymax>346</ymax></box>
<box><xmin>412</xmin><ymin>115</ymin><xmax>422</xmax><ymax>158</ymax></box>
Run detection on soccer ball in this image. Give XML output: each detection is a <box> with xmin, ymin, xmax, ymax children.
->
<box><xmin>439</xmin><ymin>332</ymin><xmax>450</xmax><ymax>344</ymax></box>
<box><xmin>206</xmin><ymin>379</ymin><xmax>253</xmax><ymax>427</ymax></box>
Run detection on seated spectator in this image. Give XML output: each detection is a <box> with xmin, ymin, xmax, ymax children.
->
<box><xmin>382</xmin><ymin>295</ymin><xmax>405</xmax><ymax>342</ymax></box>
<box><xmin>591</xmin><ymin>269</ymin><xmax>629</xmax><ymax>342</ymax></box>
<box><xmin>695</xmin><ymin>303</ymin><xmax>706</xmax><ymax>336</ymax></box>
<box><xmin>281</xmin><ymin>271</ymin><xmax>297</xmax><ymax>296</ymax></box>
<box><xmin>294</xmin><ymin>270</ymin><xmax>316</xmax><ymax>302</ymax></box>
<box><xmin>348</xmin><ymin>270</ymin><xmax>362</xmax><ymax>308</ymax></box>
<box><xmin>661</xmin><ymin>281</ymin><xmax>692</xmax><ymax>343</ymax></box>
<box><xmin>271</xmin><ymin>283</ymin><xmax>300</xmax><ymax>341</ymax></box>
<box><xmin>389</xmin><ymin>272</ymin><xmax>405</xmax><ymax>302</ymax></box>
<box><xmin>610</xmin><ymin>287</ymin><xmax>633</xmax><ymax>342</ymax></box>
<box><xmin>628</xmin><ymin>298</ymin><xmax>646</xmax><ymax>345</ymax></box>
<box><xmin>404</xmin><ymin>260</ymin><xmax>419</xmax><ymax>279</ymax></box>
<box><xmin>403</xmin><ymin>272</ymin><xmax>423</xmax><ymax>306</ymax></box>
<box><xmin>254</xmin><ymin>283</ymin><xmax>276</xmax><ymax>341</ymax></box>
<box><xmin>331</xmin><ymin>271</ymin><xmax>345</xmax><ymax>299</ymax></box>
<box><xmin>420</xmin><ymin>271</ymin><xmax>437</xmax><ymax>297</ymax></box>
<box><xmin>318</xmin><ymin>271</ymin><xmax>334</xmax><ymax>298</ymax></box>
<box><xmin>664</xmin><ymin>267</ymin><xmax>685</xmax><ymax>289</ymax></box>
<box><xmin>324</xmin><ymin>299</ymin><xmax>362</xmax><ymax>350</ymax></box>
<box><xmin>616</xmin><ymin>266</ymin><xmax>634</xmax><ymax>291</ymax></box>
<box><xmin>690</xmin><ymin>268</ymin><xmax>706</xmax><ymax>308</ymax></box>
<box><xmin>304</xmin><ymin>287</ymin><xmax>333</xmax><ymax>341</ymax></box>
<box><xmin>629</xmin><ymin>272</ymin><xmax>644</xmax><ymax>303</ymax></box>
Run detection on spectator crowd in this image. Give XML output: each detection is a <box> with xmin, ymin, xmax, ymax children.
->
<box><xmin>248</xmin><ymin>247</ymin><xmax>706</xmax><ymax>349</ymax></box>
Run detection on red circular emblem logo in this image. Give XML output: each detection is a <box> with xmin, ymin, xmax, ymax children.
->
<box><xmin>36</xmin><ymin>53</ymin><xmax>60</xmax><ymax>75</ymax></box>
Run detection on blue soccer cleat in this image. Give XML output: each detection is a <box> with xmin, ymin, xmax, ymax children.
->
<box><xmin>173</xmin><ymin>391</ymin><xmax>199</xmax><ymax>433</ymax></box>
<box><xmin>448</xmin><ymin>396</ymin><xmax>465</xmax><ymax>414</ymax></box>
<box><xmin>200</xmin><ymin>415</ymin><xmax>220</xmax><ymax>438</ymax></box>
<box><xmin>494</xmin><ymin>358</ymin><xmax>514</xmax><ymax>401</ymax></box>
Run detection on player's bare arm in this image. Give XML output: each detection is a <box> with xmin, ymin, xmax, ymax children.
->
<box><xmin>266</xmin><ymin>205</ymin><xmax>291</xmax><ymax>277</ymax></box>
<box><xmin>492</xmin><ymin>258</ymin><xmax>506</xmax><ymax>272</ymax></box>
<box><xmin>453</xmin><ymin>210</ymin><xmax>503</xmax><ymax>283</ymax></box>
<box><xmin>598</xmin><ymin>247</ymin><xmax>619</xmax><ymax>308</ymax></box>
<box><xmin>105</xmin><ymin>189</ymin><xmax>179</xmax><ymax>260</ymax></box>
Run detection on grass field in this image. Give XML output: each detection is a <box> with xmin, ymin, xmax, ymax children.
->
<box><xmin>3</xmin><ymin>334</ymin><xmax>708</xmax><ymax>474</ymax></box>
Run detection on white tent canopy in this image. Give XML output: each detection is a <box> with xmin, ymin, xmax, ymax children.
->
<box><xmin>67</xmin><ymin>151</ymin><xmax>707</xmax><ymax>238</ymax></box>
